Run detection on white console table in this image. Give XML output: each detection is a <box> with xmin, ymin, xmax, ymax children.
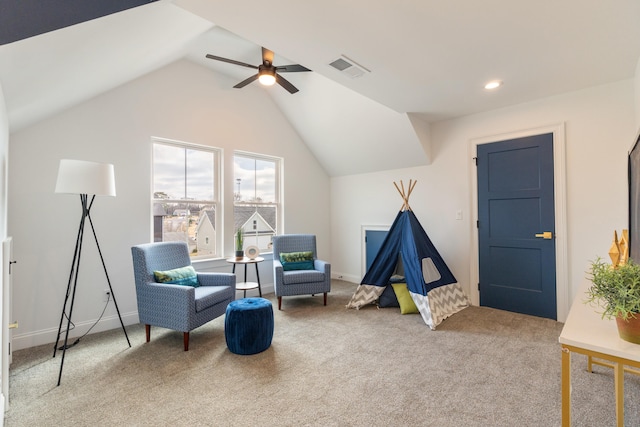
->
<box><xmin>559</xmin><ymin>281</ymin><xmax>640</xmax><ymax>426</ymax></box>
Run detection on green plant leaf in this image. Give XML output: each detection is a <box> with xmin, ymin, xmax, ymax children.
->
<box><xmin>585</xmin><ymin>257</ymin><xmax>640</xmax><ymax>320</ymax></box>
<box><xmin>235</xmin><ymin>227</ymin><xmax>244</xmax><ymax>251</ymax></box>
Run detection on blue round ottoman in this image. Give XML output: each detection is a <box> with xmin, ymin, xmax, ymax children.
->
<box><xmin>225</xmin><ymin>298</ymin><xmax>274</xmax><ymax>355</ymax></box>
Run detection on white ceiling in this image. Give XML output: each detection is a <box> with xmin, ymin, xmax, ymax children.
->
<box><xmin>1</xmin><ymin>0</ymin><xmax>639</xmax><ymax>176</ymax></box>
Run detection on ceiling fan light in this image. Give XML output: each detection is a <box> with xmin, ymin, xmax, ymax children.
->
<box><xmin>484</xmin><ymin>80</ymin><xmax>503</xmax><ymax>90</ymax></box>
<box><xmin>258</xmin><ymin>71</ymin><xmax>276</xmax><ymax>86</ymax></box>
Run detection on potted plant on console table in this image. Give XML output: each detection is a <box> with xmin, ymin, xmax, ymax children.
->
<box><xmin>587</xmin><ymin>256</ymin><xmax>640</xmax><ymax>344</ymax></box>
<box><xmin>235</xmin><ymin>228</ymin><xmax>244</xmax><ymax>259</ymax></box>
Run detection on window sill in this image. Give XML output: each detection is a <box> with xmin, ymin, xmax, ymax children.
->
<box><xmin>192</xmin><ymin>253</ymin><xmax>274</xmax><ymax>272</ymax></box>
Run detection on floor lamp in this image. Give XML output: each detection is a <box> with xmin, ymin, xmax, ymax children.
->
<box><xmin>53</xmin><ymin>159</ymin><xmax>131</xmax><ymax>386</ymax></box>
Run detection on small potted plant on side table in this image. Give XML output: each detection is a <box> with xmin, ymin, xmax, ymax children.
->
<box><xmin>235</xmin><ymin>228</ymin><xmax>244</xmax><ymax>259</ymax></box>
<box><xmin>586</xmin><ymin>256</ymin><xmax>640</xmax><ymax>344</ymax></box>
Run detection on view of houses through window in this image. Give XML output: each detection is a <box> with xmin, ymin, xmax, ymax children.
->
<box><xmin>151</xmin><ymin>139</ymin><xmax>280</xmax><ymax>259</ymax></box>
<box><xmin>152</xmin><ymin>139</ymin><xmax>220</xmax><ymax>259</ymax></box>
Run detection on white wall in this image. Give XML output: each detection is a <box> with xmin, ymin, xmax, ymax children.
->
<box><xmin>331</xmin><ymin>79</ymin><xmax>637</xmax><ymax>321</ymax></box>
<box><xmin>0</xmin><ymin>81</ymin><xmax>8</xmax><ymax>414</ymax></box>
<box><xmin>0</xmin><ymin>83</ymin><xmax>7</xmax><ymax>244</ymax></box>
<box><xmin>636</xmin><ymin>56</ymin><xmax>640</xmax><ymax>132</ymax></box>
<box><xmin>8</xmin><ymin>59</ymin><xmax>330</xmax><ymax>350</ymax></box>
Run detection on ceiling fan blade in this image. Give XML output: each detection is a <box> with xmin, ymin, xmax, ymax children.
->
<box><xmin>206</xmin><ymin>54</ymin><xmax>258</xmax><ymax>70</ymax></box>
<box><xmin>275</xmin><ymin>73</ymin><xmax>299</xmax><ymax>94</ymax></box>
<box><xmin>262</xmin><ymin>47</ymin><xmax>274</xmax><ymax>65</ymax></box>
<box><xmin>276</xmin><ymin>64</ymin><xmax>311</xmax><ymax>73</ymax></box>
<box><xmin>233</xmin><ymin>74</ymin><xmax>259</xmax><ymax>89</ymax></box>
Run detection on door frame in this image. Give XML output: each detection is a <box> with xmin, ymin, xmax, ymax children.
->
<box><xmin>1</xmin><ymin>237</ymin><xmax>10</xmax><ymax>412</ymax></box>
<box><xmin>361</xmin><ymin>225</ymin><xmax>390</xmax><ymax>277</ymax></box>
<box><xmin>469</xmin><ymin>123</ymin><xmax>569</xmax><ymax>322</ymax></box>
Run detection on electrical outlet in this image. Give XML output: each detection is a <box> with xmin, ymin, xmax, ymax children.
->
<box><xmin>103</xmin><ymin>289</ymin><xmax>111</xmax><ymax>303</ymax></box>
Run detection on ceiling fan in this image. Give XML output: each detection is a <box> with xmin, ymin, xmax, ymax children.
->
<box><xmin>206</xmin><ymin>47</ymin><xmax>311</xmax><ymax>94</ymax></box>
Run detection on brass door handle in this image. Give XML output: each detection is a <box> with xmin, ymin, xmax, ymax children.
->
<box><xmin>535</xmin><ymin>231</ymin><xmax>553</xmax><ymax>239</ymax></box>
<box><xmin>8</xmin><ymin>321</ymin><xmax>18</xmax><ymax>329</ymax></box>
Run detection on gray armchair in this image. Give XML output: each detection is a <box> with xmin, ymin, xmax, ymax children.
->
<box><xmin>272</xmin><ymin>234</ymin><xmax>331</xmax><ymax>310</ymax></box>
<box><xmin>131</xmin><ymin>241</ymin><xmax>235</xmax><ymax>351</ymax></box>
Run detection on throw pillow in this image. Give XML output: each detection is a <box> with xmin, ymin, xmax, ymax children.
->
<box><xmin>279</xmin><ymin>251</ymin><xmax>314</xmax><ymax>271</ymax></box>
<box><xmin>153</xmin><ymin>265</ymin><xmax>199</xmax><ymax>287</ymax></box>
<box><xmin>378</xmin><ymin>284</ymin><xmax>400</xmax><ymax>308</ymax></box>
<box><xmin>391</xmin><ymin>283</ymin><xmax>419</xmax><ymax>314</ymax></box>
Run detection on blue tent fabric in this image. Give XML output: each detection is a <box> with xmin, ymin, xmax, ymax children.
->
<box><xmin>362</xmin><ymin>210</ymin><xmax>456</xmax><ymax>293</ymax></box>
<box><xmin>347</xmin><ymin>210</ymin><xmax>468</xmax><ymax>329</ymax></box>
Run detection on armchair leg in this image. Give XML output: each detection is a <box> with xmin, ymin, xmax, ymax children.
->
<box><xmin>145</xmin><ymin>324</ymin><xmax>151</xmax><ymax>343</ymax></box>
<box><xmin>324</xmin><ymin>292</ymin><xmax>327</xmax><ymax>306</ymax></box>
<box><xmin>184</xmin><ymin>332</ymin><xmax>189</xmax><ymax>351</ymax></box>
<box><xmin>278</xmin><ymin>296</ymin><xmax>282</xmax><ymax>310</ymax></box>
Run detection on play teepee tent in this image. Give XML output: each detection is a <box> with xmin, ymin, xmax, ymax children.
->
<box><xmin>347</xmin><ymin>180</ymin><xmax>468</xmax><ymax>329</ymax></box>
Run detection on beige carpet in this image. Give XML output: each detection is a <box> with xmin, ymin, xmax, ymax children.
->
<box><xmin>5</xmin><ymin>280</ymin><xmax>640</xmax><ymax>426</ymax></box>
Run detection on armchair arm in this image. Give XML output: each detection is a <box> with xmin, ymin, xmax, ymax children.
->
<box><xmin>137</xmin><ymin>274</ymin><xmax>236</xmax><ymax>332</ymax></box>
<box><xmin>273</xmin><ymin>259</ymin><xmax>284</xmax><ymax>284</ymax></box>
<box><xmin>137</xmin><ymin>281</ymin><xmax>195</xmax><ymax>327</ymax></box>
<box><xmin>314</xmin><ymin>259</ymin><xmax>331</xmax><ymax>275</ymax></box>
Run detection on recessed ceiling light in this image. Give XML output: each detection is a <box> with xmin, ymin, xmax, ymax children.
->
<box><xmin>484</xmin><ymin>80</ymin><xmax>503</xmax><ymax>90</ymax></box>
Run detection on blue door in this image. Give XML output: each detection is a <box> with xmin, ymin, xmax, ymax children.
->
<box><xmin>477</xmin><ymin>133</ymin><xmax>557</xmax><ymax>319</ymax></box>
<box><xmin>366</xmin><ymin>230</ymin><xmax>388</xmax><ymax>272</ymax></box>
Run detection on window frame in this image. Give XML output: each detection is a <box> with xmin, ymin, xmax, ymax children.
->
<box><xmin>151</xmin><ymin>137</ymin><xmax>222</xmax><ymax>260</ymax></box>
<box><xmin>233</xmin><ymin>150</ymin><xmax>282</xmax><ymax>254</ymax></box>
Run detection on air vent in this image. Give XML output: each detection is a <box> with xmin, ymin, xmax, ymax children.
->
<box><xmin>329</xmin><ymin>55</ymin><xmax>370</xmax><ymax>78</ymax></box>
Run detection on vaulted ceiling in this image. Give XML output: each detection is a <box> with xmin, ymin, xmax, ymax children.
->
<box><xmin>1</xmin><ymin>0</ymin><xmax>639</xmax><ymax>176</ymax></box>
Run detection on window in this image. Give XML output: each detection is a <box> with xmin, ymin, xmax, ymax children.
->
<box><xmin>152</xmin><ymin>138</ymin><xmax>220</xmax><ymax>259</ymax></box>
<box><xmin>234</xmin><ymin>152</ymin><xmax>281</xmax><ymax>253</ymax></box>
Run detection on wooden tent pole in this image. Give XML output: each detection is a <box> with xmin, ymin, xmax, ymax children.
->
<box><xmin>393</xmin><ymin>179</ymin><xmax>416</xmax><ymax>212</ymax></box>
<box><xmin>393</xmin><ymin>181</ymin><xmax>406</xmax><ymax>211</ymax></box>
<box><xmin>405</xmin><ymin>180</ymin><xmax>416</xmax><ymax>211</ymax></box>
<box><xmin>393</xmin><ymin>181</ymin><xmax>402</xmax><ymax>197</ymax></box>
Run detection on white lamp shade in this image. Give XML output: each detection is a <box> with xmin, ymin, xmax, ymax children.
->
<box><xmin>55</xmin><ymin>159</ymin><xmax>116</xmax><ymax>196</ymax></box>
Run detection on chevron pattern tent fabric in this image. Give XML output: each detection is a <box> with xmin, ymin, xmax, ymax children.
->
<box><xmin>346</xmin><ymin>284</ymin><xmax>385</xmax><ymax>309</ymax></box>
<box><xmin>411</xmin><ymin>293</ymin><xmax>434</xmax><ymax>328</ymax></box>
<box><xmin>427</xmin><ymin>283</ymin><xmax>469</xmax><ymax>327</ymax></box>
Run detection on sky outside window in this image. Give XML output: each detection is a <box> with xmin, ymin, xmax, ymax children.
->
<box><xmin>153</xmin><ymin>143</ymin><xmax>214</xmax><ymax>201</ymax></box>
<box><xmin>234</xmin><ymin>156</ymin><xmax>276</xmax><ymax>203</ymax></box>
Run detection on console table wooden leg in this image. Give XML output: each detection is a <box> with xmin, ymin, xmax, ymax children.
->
<box><xmin>561</xmin><ymin>346</ymin><xmax>571</xmax><ymax>427</ymax></box>
<box><xmin>614</xmin><ymin>361</ymin><xmax>624</xmax><ymax>427</ymax></box>
<box><xmin>244</xmin><ymin>264</ymin><xmax>248</xmax><ymax>297</ymax></box>
<box><xmin>254</xmin><ymin>262</ymin><xmax>262</xmax><ymax>297</ymax></box>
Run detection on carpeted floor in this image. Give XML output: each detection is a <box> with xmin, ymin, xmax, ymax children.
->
<box><xmin>5</xmin><ymin>280</ymin><xmax>640</xmax><ymax>426</ymax></box>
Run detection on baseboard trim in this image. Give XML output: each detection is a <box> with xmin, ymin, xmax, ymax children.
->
<box><xmin>12</xmin><ymin>311</ymin><xmax>140</xmax><ymax>352</ymax></box>
<box><xmin>331</xmin><ymin>272</ymin><xmax>360</xmax><ymax>284</ymax></box>
<box><xmin>12</xmin><ymin>285</ymin><xmax>278</xmax><ymax>352</ymax></box>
